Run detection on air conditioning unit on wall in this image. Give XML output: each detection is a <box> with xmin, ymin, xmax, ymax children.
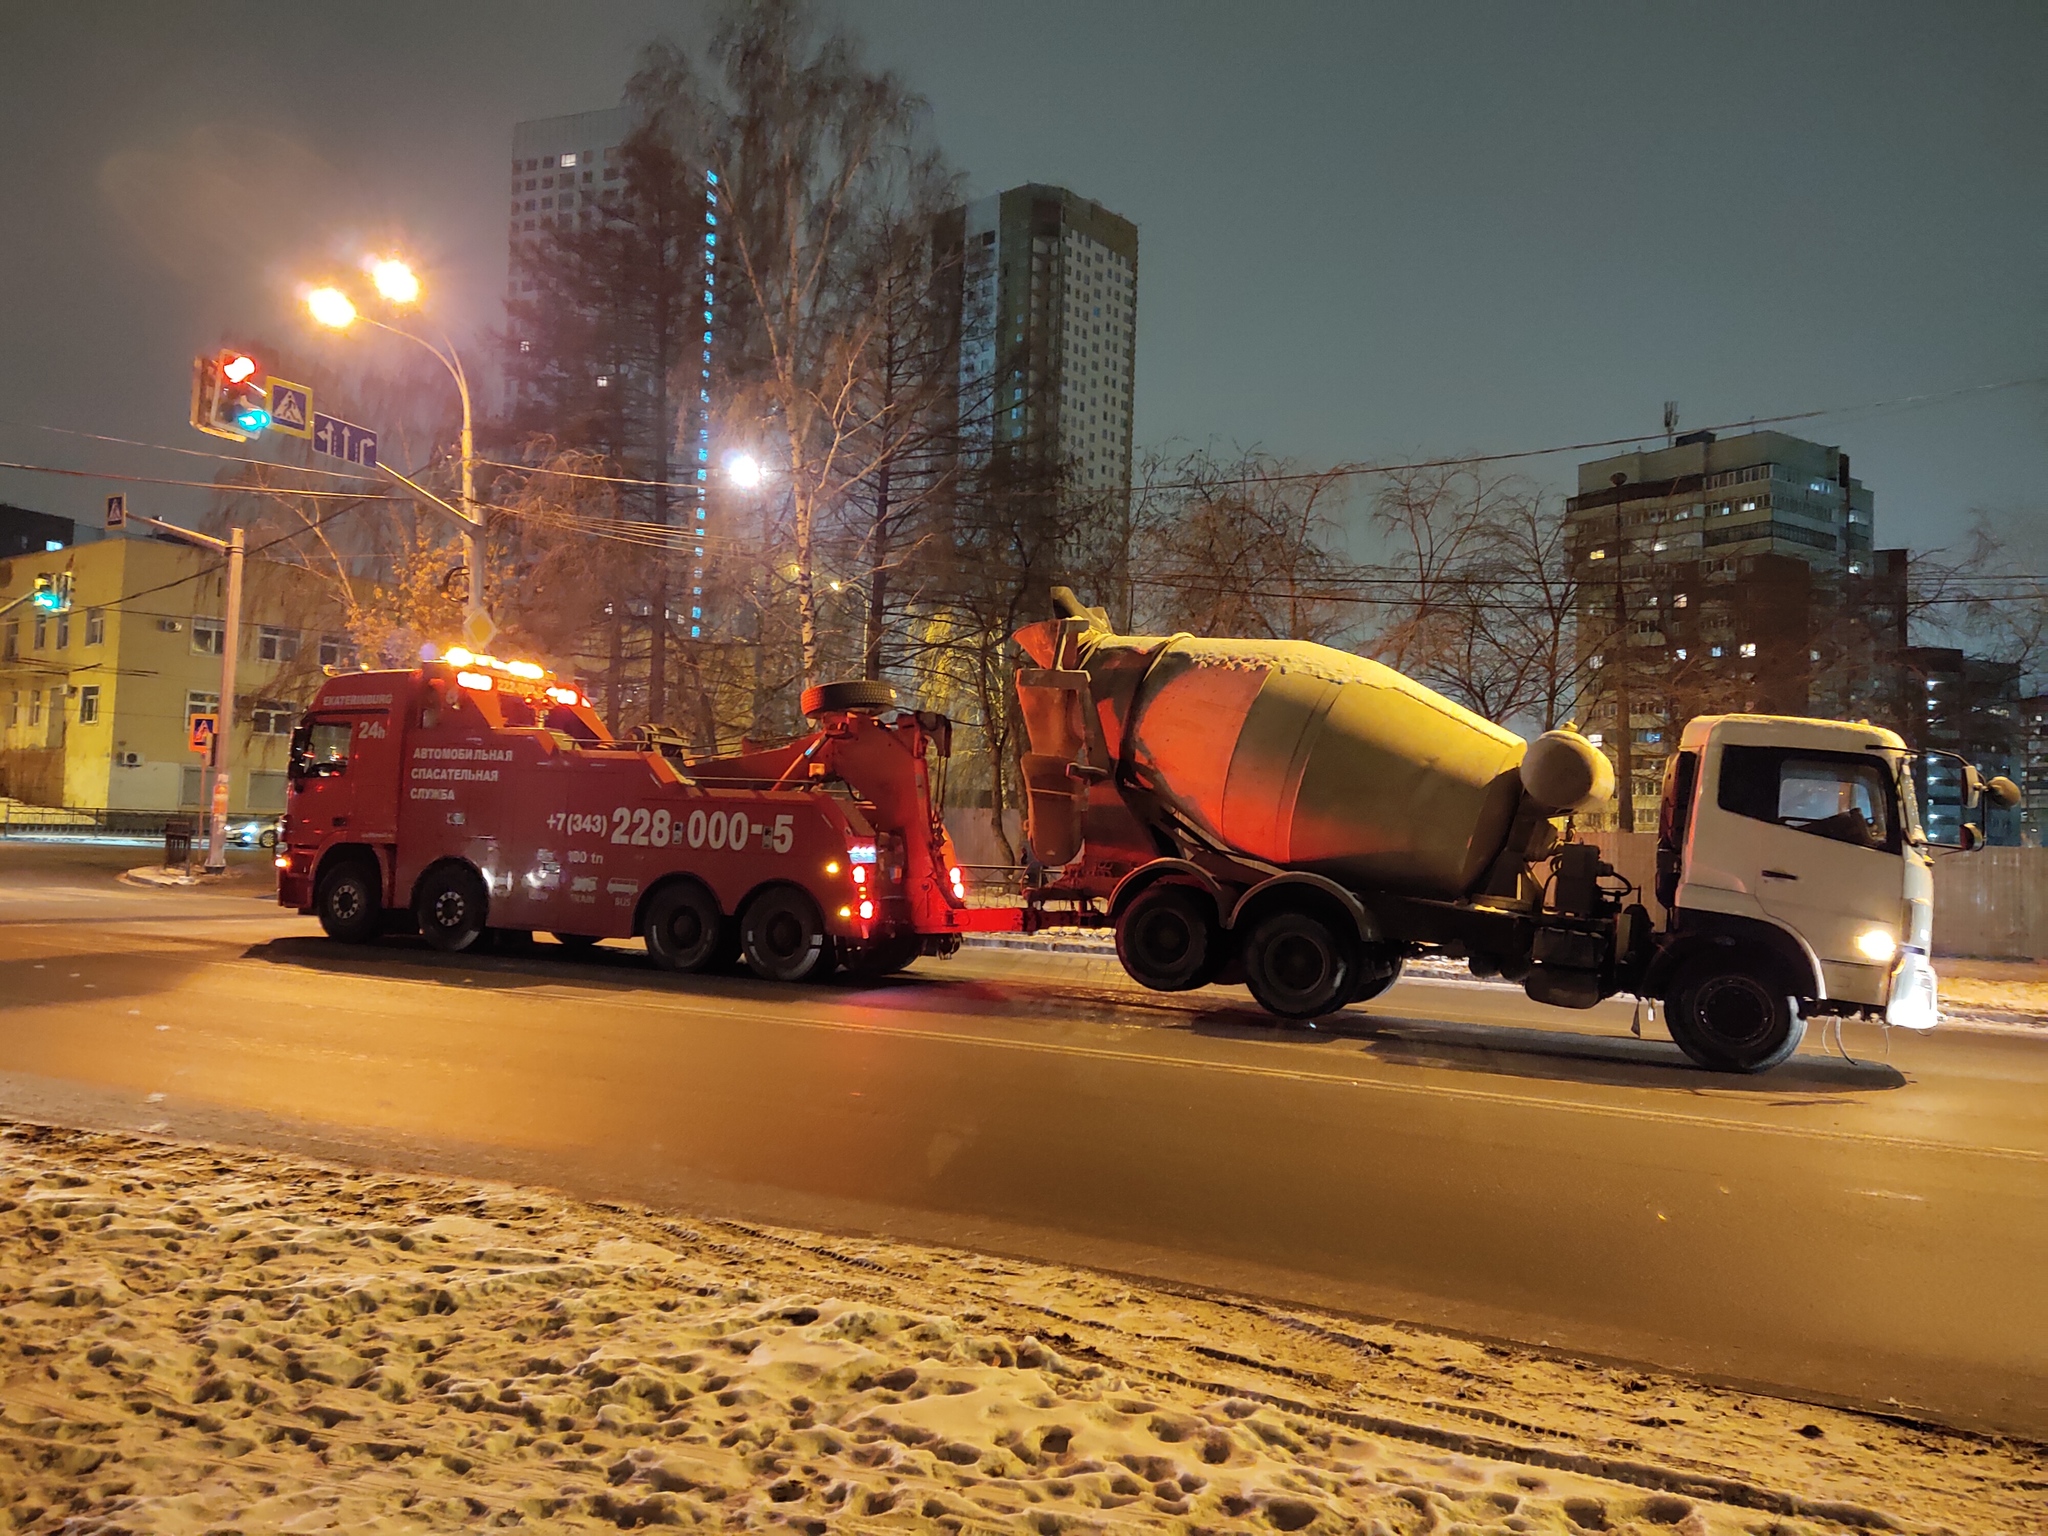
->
<box><xmin>117</xmin><ymin>752</ymin><xmax>143</xmax><ymax>768</ymax></box>
<box><xmin>157</xmin><ymin>618</ymin><xmax>183</xmax><ymax>633</ymax></box>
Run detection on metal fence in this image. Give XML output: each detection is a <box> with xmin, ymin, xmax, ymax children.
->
<box><xmin>0</xmin><ymin>806</ymin><xmax>191</xmax><ymax>839</ymax></box>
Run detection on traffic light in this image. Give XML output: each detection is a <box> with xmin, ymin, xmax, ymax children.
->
<box><xmin>30</xmin><ymin>573</ymin><xmax>73</xmax><ymax>614</ymax></box>
<box><xmin>190</xmin><ymin>350</ymin><xmax>271</xmax><ymax>440</ymax></box>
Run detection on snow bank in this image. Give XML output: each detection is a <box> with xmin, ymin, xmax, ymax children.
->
<box><xmin>2</xmin><ymin>1121</ymin><xmax>2039</xmax><ymax>1533</ymax></box>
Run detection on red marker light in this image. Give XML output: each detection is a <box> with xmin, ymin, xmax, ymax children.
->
<box><xmin>221</xmin><ymin>354</ymin><xmax>258</xmax><ymax>384</ymax></box>
<box><xmin>851</xmin><ymin>865</ymin><xmax>867</xmax><ymax>886</ymax></box>
<box><xmin>857</xmin><ymin>900</ymin><xmax>874</xmax><ymax>921</ymax></box>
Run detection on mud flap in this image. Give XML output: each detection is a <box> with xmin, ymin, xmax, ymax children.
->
<box><xmin>1885</xmin><ymin>947</ymin><xmax>1939</xmax><ymax>1030</ymax></box>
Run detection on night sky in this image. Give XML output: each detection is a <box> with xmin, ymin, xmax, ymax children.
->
<box><xmin>2</xmin><ymin>1</ymin><xmax>2043</xmax><ymax>552</ymax></box>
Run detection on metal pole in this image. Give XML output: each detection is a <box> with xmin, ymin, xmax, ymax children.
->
<box><xmin>458</xmin><ymin>367</ymin><xmax>482</xmax><ymax>624</ymax></box>
<box><xmin>1610</xmin><ymin>472</ymin><xmax>1633</xmax><ymax>836</ymax></box>
<box><xmin>206</xmin><ymin>527</ymin><xmax>244</xmax><ymax>873</ymax></box>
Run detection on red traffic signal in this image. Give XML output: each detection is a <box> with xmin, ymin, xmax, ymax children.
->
<box><xmin>190</xmin><ymin>349</ymin><xmax>271</xmax><ymax>441</ymax></box>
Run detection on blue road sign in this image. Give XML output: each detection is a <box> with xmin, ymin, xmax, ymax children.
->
<box><xmin>266</xmin><ymin>378</ymin><xmax>314</xmax><ymax>439</ymax></box>
<box><xmin>311</xmin><ymin>413</ymin><xmax>377</xmax><ymax>469</ymax></box>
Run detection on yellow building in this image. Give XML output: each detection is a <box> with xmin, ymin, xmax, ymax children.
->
<box><xmin>0</xmin><ymin>534</ymin><xmax>348</xmax><ymax>815</ymax></box>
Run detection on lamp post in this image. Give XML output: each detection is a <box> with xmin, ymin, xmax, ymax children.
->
<box><xmin>306</xmin><ymin>264</ymin><xmax>487</xmax><ymax>639</ymax></box>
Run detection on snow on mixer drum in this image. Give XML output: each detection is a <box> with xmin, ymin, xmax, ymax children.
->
<box><xmin>1016</xmin><ymin>595</ymin><xmax>1613</xmax><ymax>900</ymax></box>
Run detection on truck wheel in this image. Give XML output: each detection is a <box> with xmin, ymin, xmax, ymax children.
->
<box><xmin>315</xmin><ymin>858</ymin><xmax>382</xmax><ymax>945</ymax></box>
<box><xmin>1116</xmin><ymin>884</ymin><xmax>1220</xmax><ymax>991</ymax></box>
<box><xmin>1347</xmin><ymin>951</ymin><xmax>1404</xmax><ymax>1005</ymax></box>
<box><xmin>644</xmin><ymin>881</ymin><xmax>726</xmax><ymax>973</ymax></box>
<box><xmin>1665</xmin><ymin>960</ymin><xmax>1807</xmax><ymax>1072</ymax></box>
<box><xmin>741</xmin><ymin>887</ymin><xmax>836</xmax><ymax>983</ymax></box>
<box><xmin>842</xmin><ymin>936</ymin><xmax>922</xmax><ymax>979</ymax></box>
<box><xmin>1244</xmin><ymin>910</ymin><xmax>1353</xmax><ymax>1020</ymax></box>
<box><xmin>414</xmin><ymin>863</ymin><xmax>489</xmax><ymax>953</ymax></box>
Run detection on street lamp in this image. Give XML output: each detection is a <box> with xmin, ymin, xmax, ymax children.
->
<box><xmin>726</xmin><ymin>452</ymin><xmax>764</xmax><ymax>490</ymax></box>
<box><xmin>305</xmin><ymin>261</ymin><xmax>487</xmax><ymax>640</ymax></box>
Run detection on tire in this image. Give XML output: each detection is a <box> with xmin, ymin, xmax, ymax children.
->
<box><xmin>1665</xmin><ymin>960</ymin><xmax>1807</xmax><ymax>1073</ymax></box>
<box><xmin>842</xmin><ymin>936</ymin><xmax>922</xmax><ymax>979</ymax></box>
<box><xmin>552</xmin><ymin>932</ymin><xmax>602</xmax><ymax>952</ymax></box>
<box><xmin>644</xmin><ymin>881</ymin><xmax>727</xmax><ymax>973</ymax></box>
<box><xmin>1346</xmin><ymin>950</ymin><xmax>1404</xmax><ymax>1005</ymax></box>
<box><xmin>741</xmin><ymin>886</ymin><xmax>836</xmax><ymax>983</ymax></box>
<box><xmin>1116</xmin><ymin>884</ymin><xmax>1221</xmax><ymax>992</ymax></box>
<box><xmin>413</xmin><ymin>862</ymin><xmax>489</xmax><ymax>954</ymax></box>
<box><xmin>1244</xmin><ymin>909</ymin><xmax>1354</xmax><ymax>1020</ymax></box>
<box><xmin>800</xmin><ymin>679</ymin><xmax>896</xmax><ymax>717</ymax></box>
<box><xmin>258</xmin><ymin>827</ymin><xmax>279</xmax><ymax>850</ymax></box>
<box><xmin>315</xmin><ymin>857</ymin><xmax>383</xmax><ymax>944</ymax></box>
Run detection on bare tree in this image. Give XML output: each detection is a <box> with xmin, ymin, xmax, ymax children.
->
<box><xmin>634</xmin><ymin>0</ymin><xmax>952</xmax><ymax>690</ymax></box>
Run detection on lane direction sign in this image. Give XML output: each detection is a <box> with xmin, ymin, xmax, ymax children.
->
<box><xmin>311</xmin><ymin>413</ymin><xmax>377</xmax><ymax>468</ymax></box>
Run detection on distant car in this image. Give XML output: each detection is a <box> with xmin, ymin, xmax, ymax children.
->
<box><xmin>229</xmin><ymin>818</ymin><xmax>280</xmax><ymax>850</ymax></box>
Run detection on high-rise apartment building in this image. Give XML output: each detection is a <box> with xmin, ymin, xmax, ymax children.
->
<box><xmin>505</xmin><ymin>106</ymin><xmax>721</xmax><ymax>644</ymax></box>
<box><xmin>505</xmin><ymin>107</ymin><xmax>632</xmax><ymax>304</ymax></box>
<box><xmin>940</xmin><ymin>185</ymin><xmax>1138</xmax><ymax>494</ymax></box>
<box><xmin>1566</xmin><ymin>430</ymin><xmax>1882</xmax><ymax>830</ymax></box>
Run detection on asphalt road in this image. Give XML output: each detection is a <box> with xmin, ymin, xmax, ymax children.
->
<box><xmin>4</xmin><ymin>841</ymin><xmax>2046</xmax><ymax>1438</ymax></box>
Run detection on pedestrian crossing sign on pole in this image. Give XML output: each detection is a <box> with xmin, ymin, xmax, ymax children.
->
<box><xmin>188</xmin><ymin>713</ymin><xmax>218</xmax><ymax>756</ymax></box>
<box><xmin>266</xmin><ymin>378</ymin><xmax>314</xmax><ymax>439</ymax></box>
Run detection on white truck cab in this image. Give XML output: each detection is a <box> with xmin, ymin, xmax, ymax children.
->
<box><xmin>1648</xmin><ymin>714</ymin><xmax>2006</xmax><ymax>1068</ymax></box>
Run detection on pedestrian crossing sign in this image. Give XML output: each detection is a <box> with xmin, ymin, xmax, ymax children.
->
<box><xmin>188</xmin><ymin>713</ymin><xmax>218</xmax><ymax>755</ymax></box>
<box><xmin>266</xmin><ymin>378</ymin><xmax>314</xmax><ymax>439</ymax></box>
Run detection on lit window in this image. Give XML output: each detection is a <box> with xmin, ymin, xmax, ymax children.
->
<box><xmin>1673</xmin><ymin>594</ymin><xmax>1688</xmax><ymax>608</ymax></box>
<box><xmin>1589</xmin><ymin>549</ymin><xmax>1606</xmax><ymax>561</ymax></box>
<box><xmin>1710</xmin><ymin>646</ymin><xmax>1723</xmax><ymax>658</ymax></box>
<box><xmin>561</xmin><ymin>152</ymin><xmax>577</xmax><ymax>167</ymax></box>
<box><xmin>84</xmin><ymin>608</ymin><xmax>104</xmax><ymax>646</ymax></box>
<box><xmin>1675</xmin><ymin>648</ymin><xmax>1687</xmax><ymax>660</ymax></box>
<box><xmin>1739</xmin><ymin>643</ymin><xmax>1757</xmax><ymax>658</ymax></box>
<box><xmin>192</xmin><ymin>618</ymin><xmax>224</xmax><ymax>656</ymax></box>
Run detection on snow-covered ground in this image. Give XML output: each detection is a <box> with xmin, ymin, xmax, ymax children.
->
<box><xmin>3</xmin><ymin>1120</ymin><xmax>2041</xmax><ymax>1534</ymax></box>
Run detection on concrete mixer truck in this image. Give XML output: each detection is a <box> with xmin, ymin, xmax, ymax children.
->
<box><xmin>1013</xmin><ymin>588</ymin><xmax>2016</xmax><ymax>1073</ymax></box>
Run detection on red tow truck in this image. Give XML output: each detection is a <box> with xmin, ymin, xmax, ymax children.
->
<box><xmin>276</xmin><ymin>650</ymin><xmax>1021</xmax><ymax>978</ymax></box>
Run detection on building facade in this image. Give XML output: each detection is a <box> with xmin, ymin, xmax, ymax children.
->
<box><xmin>940</xmin><ymin>185</ymin><xmax>1138</xmax><ymax>494</ymax></box>
<box><xmin>1567</xmin><ymin>430</ymin><xmax>1882</xmax><ymax>831</ymax></box>
<box><xmin>0</xmin><ymin>535</ymin><xmax>344</xmax><ymax>814</ymax></box>
<box><xmin>1902</xmin><ymin>646</ymin><xmax>2024</xmax><ymax>846</ymax></box>
<box><xmin>0</xmin><ymin>504</ymin><xmax>73</xmax><ymax>559</ymax></box>
<box><xmin>506</xmin><ymin>107</ymin><xmax>633</xmax><ymax>307</ymax></box>
<box><xmin>506</xmin><ymin>105</ymin><xmax>720</xmax><ymax>645</ymax></box>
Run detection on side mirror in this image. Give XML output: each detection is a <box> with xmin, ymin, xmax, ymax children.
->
<box><xmin>1986</xmin><ymin>775</ymin><xmax>2021</xmax><ymax>810</ymax></box>
<box><xmin>1960</xmin><ymin>823</ymin><xmax>1985</xmax><ymax>852</ymax></box>
<box><xmin>1961</xmin><ymin>763</ymin><xmax>1985</xmax><ymax>801</ymax></box>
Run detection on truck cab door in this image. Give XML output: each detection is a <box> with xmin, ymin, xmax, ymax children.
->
<box><xmin>1695</xmin><ymin>743</ymin><xmax>1905</xmax><ymax>1000</ymax></box>
<box><xmin>288</xmin><ymin>709</ymin><xmax>398</xmax><ymax>842</ymax></box>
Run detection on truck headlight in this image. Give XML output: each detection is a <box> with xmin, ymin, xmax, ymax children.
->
<box><xmin>1855</xmin><ymin>928</ymin><xmax>1898</xmax><ymax>963</ymax></box>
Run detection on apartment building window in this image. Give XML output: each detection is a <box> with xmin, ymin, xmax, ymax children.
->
<box><xmin>29</xmin><ymin>691</ymin><xmax>42</xmax><ymax>727</ymax></box>
<box><xmin>3</xmin><ymin>622</ymin><xmax>15</xmax><ymax>661</ymax></box>
<box><xmin>250</xmin><ymin>701</ymin><xmax>296</xmax><ymax>736</ymax></box>
<box><xmin>55</xmin><ymin>613</ymin><xmax>69</xmax><ymax>649</ymax></box>
<box><xmin>85</xmin><ymin>607</ymin><xmax>104</xmax><ymax>646</ymax></box>
<box><xmin>317</xmin><ymin>633</ymin><xmax>354</xmax><ymax>668</ymax></box>
<box><xmin>7</xmin><ymin>689</ymin><xmax>17</xmax><ymax>726</ymax></box>
<box><xmin>33</xmin><ymin>616</ymin><xmax>47</xmax><ymax>649</ymax></box>
<box><xmin>186</xmin><ymin>690</ymin><xmax>219</xmax><ymax>724</ymax></box>
<box><xmin>78</xmin><ymin>685</ymin><xmax>100</xmax><ymax>724</ymax></box>
<box><xmin>193</xmin><ymin>618</ymin><xmax>225</xmax><ymax>656</ymax></box>
<box><xmin>258</xmin><ymin>625</ymin><xmax>300</xmax><ymax>663</ymax></box>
